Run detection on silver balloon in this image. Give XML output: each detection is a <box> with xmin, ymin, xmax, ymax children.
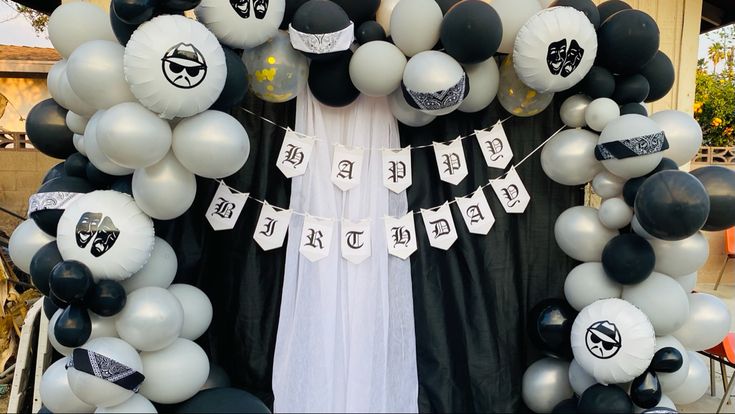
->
<box><xmin>168</xmin><ymin>284</ymin><xmax>213</xmax><ymax>341</ymax></box>
<box><xmin>403</xmin><ymin>51</ymin><xmax>467</xmax><ymax>115</ymax></box>
<box><xmin>390</xmin><ymin>0</ymin><xmax>443</xmax><ymax>57</ymax></box>
<box><xmin>554</xmin><ymin>206</ymin><xmax>618</xmax><ymax>262</ymax></box>
<box><xmin>459</xmin><ymin>57</ymin><xmax>500</xmax><ymax>113</ymax></box>
<box><xmin>73</xmin><ymin>133</ymin><xmax>86</xmax><ymax>155</ymax></box>
<box><xmin>497</xmin><ymin>55</ymin><xmax>554</xmax><ymax>117</ymax></box>
<box><xmin>242</xmin><ymin>31</ymin><xmax>308</xmax><ymax>103</ymax></box>
<box><xmin>522</xmin><ymin>358</ymin><xmax>573</xmax><ymax>413</ymax></box>
<box><xmin>201</xmin><ymin>364</ymin><xmax>231</xmax><ymax>390</ymax></box>
<box><xmin>388</xmin><ymin>88</ymin><xmax>435</xmax><ymax>127</ymax></box>
<box><xmin>66</xmin><ymin>40</ymin><xmax>136</xmax><ymax>110</ymax></box>
<box><xmin>650</xmin><ymin>110</ymin><xmax>703</xmax><ymax>166</ymax></box>
<box><xmin>65</xmin><ymin>111</ymin><xmax>88</xmax><ymax>135</ymax></box>
<box><xmin>139</xmin><ymin>339</ymin><xmax>210</xmax><ymax>404</ymax></box>
<box><xmin>41</xmin><ymin>357</ymin><xmax>95</xmax><ymax>413</ymax></box>
<box><xmin>668</xmin><ymin>351</ymin><xmax>708</xmax><ymax>405</ymax></box>
<box><xmin>564</xmin><ymin>262</ymin><xmax>622</xmax><ymax>311</ymax></box>
<box><xmin>490</xmin><ymin>0</ymin><xmax>541</xmax><ymax>54</ymax></box>
<box><xmin>622</xmin><ymin>272</ymin><xmax>690</xmax><ymax>336</ymax></box>
<box><xmin>592</xmin><ymin>171</ymin><xmax>625</xmax><ymax>199</ymax></box>
<box><xmin>84</xmin><ymin>110</ymin><xmax>135</xmax><ymax>176</ymax></box>
<box><xmin>47</xmin><ymin>2</ymin><xmax>116</xmax><ymax>59</ymax></box>
<box><xmin>674</xmin><ymin>272</ymin><xmax>697</xmax><ymax>293</ymax></box>
<box><xmin>115</xmin><ymin>287</ymin><xmax>184</xmax><ymax>352</ymax></box>
<box><xmin>48</xmin><ymin>60</ymin><xmax>97</xmax><ymax>117</ymax></box>
<box><xmin>598</xmin><ymin>197</ymin><xmax>633</xmax><ymax>230</ymax></box>
<box><xmin>8</xmin><ymin>219</ymin><xmax>55</xmax><ymax>274</ymax></box>
<box><xmin>560</xmin><ymin>95</ymin><xmax>591</xmax><ymax>128</ymax></box>
<box><xmin>350</xmin><ymin>41</ymin><xmax>407</xmax><ymax>97</ymax></box>
<box><xmin>95</xmin><ymin>393</ymin><xmax>157</xmax><ymax>413</ymax></box>
<box><xmin>132</xmin><ymin>151</ymin><xmax>197</xmax><ymax>220</ymax></box>
<box><xmin>649</xmin><ymin>232</ymin><xmax>709</xmax><ymax>277</ymax></box>
<box><xmin>654</xmin><ymin>335</ymin><xmax>690</xmax><ymax>392</ymax></box>
<box><xmin>121</xmin><ymin>237</ymin><xmax>178</xmax><ymax>293</ymax></box>
<box><xmin>585</xmin><ymin>98</ymin><xmax>619</xmax><ymax>132</ymax></box>
<box><xmin>598</xmin><ymin>115</ymin><xmax>664</xmax><ymax>179</ymax></box>
<box><xmin>568</xmin><ymin>358</ymin><xmax>597</xmax><ymax>396</ymax></box>
<box><xmin>541</xmin><ymin>129</ymin><xmax>602</xmax><ymax>185</ymax></box>
<box><xmin>672</xmin><ymin>292</ymin><xmax>731</xmax><ymax>351</ymax></box>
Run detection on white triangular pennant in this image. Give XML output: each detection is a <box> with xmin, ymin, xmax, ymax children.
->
<box><xmin>340</xmin><ymin>219</ymin><xmax>371</xmax><ymax>264</ymax></box>
<box><xmin>276</xmin><ymin>128</ymin><xmax>314</xmax><ymax>178</ymax></box>
<box><xmin>299</xmin><ymin>215</ymin><xmax>333</xmax><ymax>262</ymax></box>
<box><xmin>254</xmin><ymin>202</ymin><xmax>292</xmax><ymax>251</ymax></box>
<box><xmin>384</xmin><ymin>213</ymin><xmax>418</xmax><ymax>260</ymax></box>
<box><xmin>455</xmin><ymin>187</ymin><xmax>495</xmax><ymax>235</ymax></box>
<box><xmin>421</xmin><ymin>202</ymin><xmax>458</xmax><ymax>250</ymax></box>
<box><xmin>476</xmin><ymin>122</ymin><xmax>513</xmax><ymax>169</ymax></box>
<box><xmin>433</xmin><ymin>138</ymin><xmax>468</xmax><ymax>185</ymax></box>
<box><xmin>205</xmin><ymin>181</ymin><xmax>248</xmax><ymax>231</ymax></box>
<box><xmin>331</xmin><ymin>145</ymin><xmax>364</xmax><ymax>191</ymax></box>
<box><xmin>382</xmin><ymin>147</ymin><xmax>412</xmax><ymax>193</ymax></box>
<box><xmin>490</xmin><ymin>167</ymin><xmax>531</xmax><ymax>214</ymax></box>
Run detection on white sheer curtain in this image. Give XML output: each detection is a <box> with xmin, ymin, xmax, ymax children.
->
<box><xmin>272</xmin><ymin>89</ymin><xmax>418</xmax><ymax>413</ymax></box>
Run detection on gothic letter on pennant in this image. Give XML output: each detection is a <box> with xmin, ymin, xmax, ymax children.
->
<box><xmin>206</xmin><ymin>182</ymin><xmax>248</xmax><ymax>231</ymax></box>
<box><xmin>455</xmin><ymin>187</ymin><xmax>495</xmax><ymax>235</ymax></box>
<box><xmin>384</xmin><ymin>213</ymin><xmax>417</xmax><ymax>260</ymax></box>
<box><xmin>299</xmin><ymin>215</ymin><xmax>333</xmax><ymax>262</ymax></box>
<box><xmin>421</xmin><ymin>202</ymin><xmax>458</xmax><ymax>250</ymax></box>
<box><xmin>254</xmin><ymin>202</ymin><xmax>293</xmax><ymax>251</ymax></box>
<box><xmin>382</xmin><ymin>147</ymin><xmax>412</xmax><ymax>193</ymax></box>
<box><xmin>476</xmin><ymin>121</ymin><xmax>513</xmax><ymax>169</ymax></box>
<box><xmin>433</xmin><ymin>138</ymin><xmax>468</xmax><ymax>185</ymax></box>
<box><xmin>341</xmin><ymin>219</ymin><xmax>371</xmax><ymax>264</ymax></box>
<box><xmin>331</xmin><ymin>145</ymin><xmax>364</xmax><ymax>191</ymax></box>
<box><xmin>276</xmin><ymin>128</ymin><xmax>314</xmax><ymax>178</ymax></box>
<box><xmin>490</xmin><ymin>167</ymin><xmax>531</xmax><ymax>214</ymax></box>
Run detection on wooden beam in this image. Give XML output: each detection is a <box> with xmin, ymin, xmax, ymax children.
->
<box><xmin>701</xmin><ymin>1</ymin><xmax>724</xmax><ymax>25</ymax></box>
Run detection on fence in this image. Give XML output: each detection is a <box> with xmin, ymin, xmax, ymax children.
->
<box><xmin>692</xmin><ymin>146</ymin><xmax>735</xmax><ymax>165</ymax></box>
<box><xmin>0</xmin><ymin>131</ymin><xmax>33</xmax><ymax>150</ymax></box>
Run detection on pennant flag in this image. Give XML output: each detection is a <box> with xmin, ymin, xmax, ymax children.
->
<box><xmin>254</xmin><ymin>202</ymin><xmax>293</xmax><ymax>251</ymax></box>
<box><xmin>205</xmin><ymin>181</ymin><xmax>248</xmax><ymax>231</ymax></box>
<box><xmin>382</xmin><ymin>147</ymin><xmax>412</xmax><ymax>193</ymax></box>
<box><xmin>331</xmin><ymin>145</ymin><xmax>364</xmax><ymax>191</ymax></box>
<box><xmin>384</xmin><ymin>213</ymin><xmax>418</xmax><ymax>260</ymax></box>
<box><xmin>340</xmin><ymin>219</ymin><xmax>371</xmax><ymax>264</ymax></box>
<box><xmin>455</xmin><ymin>187</ymin><xmax>495</xmax><ymax>235</ymax></box>
<box><xmin>276</xmin><ymin>128</ymin><xmax>315</xmax><ymax>178</ymax></box>
<box><xmin>476</xmin><ymin>121</ymin><xmax>513</xmax><ymax>169</ymax></box>
<box><xmin>433</xmin><ymin>138</ymin><xmax>468</xmax><ymax>185</ymax></box>
<box><xmin>299</xmin><ymin>215</ymin><xmax>334</xmax><ymax>262</ymax></box>
<box><xmin>421</xmin><ymin>202</ymin><xmax>458</xmax><ymax>250</ymax></box>
<box><xmin>490</xmin><ymin>167</ymin><xmax>531</xmax><ymax>214</ymax></box>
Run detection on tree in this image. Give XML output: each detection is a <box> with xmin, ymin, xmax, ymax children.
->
<box><xmin>1</xmin><ymin>0</ymin><xmax>50</xmax><ymax>33</ymax></box>
<box><xmin>708</xmin><ymin>43</ymin><xmax>725</xmax><ymax>73</ymax></box>
<box><xmin>696</xmin><ymin>26</ymin><xmax>735</xmax><ymax>147</ymax></box>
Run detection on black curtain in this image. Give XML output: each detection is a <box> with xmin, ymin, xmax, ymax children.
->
<box><xmin>400</xmin><ymin>99</ymin><xmax>582</xmax><ymax>413</ymax></box>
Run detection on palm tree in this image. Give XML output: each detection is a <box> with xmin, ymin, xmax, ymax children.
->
<box><xmin>708</xmin><ymin>43</ymin><xmax>726</xmax><ymax>73</ymax></box>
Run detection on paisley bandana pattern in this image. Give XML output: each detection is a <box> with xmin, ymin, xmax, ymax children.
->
<box><xmin>67</xmin><ymin>348</ymin><xmax>145</xmax><ymax>392</ymax></box>
<box><xmin>594</xmin><ymin>131</ymin><xmax>669</xmax><ymax>161</ymax></box>
<box><xmin>288</xmin><ymin>22</ymin><xmax>354</xmax><ymax>55</ymax></box>
<box><xmin>402</xmin><ymin>73</ymin><xmax>469</xmax><ymax>112</ymax></box>
<box><xmin>28</xmin><ymin>192</ymin><xmax>82</xmax><ymax>215</ymax></box>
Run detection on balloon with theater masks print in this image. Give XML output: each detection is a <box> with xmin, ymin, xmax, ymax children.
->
<box><xmin>195</xmin><ymin>0</ymin><xmax>285</xmax><ymax>49</ymax></box>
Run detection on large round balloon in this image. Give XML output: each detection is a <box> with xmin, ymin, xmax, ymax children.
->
<box><xmin>40</xmin><ymin>357</ymin><xmax>95</xmax><ymax>414</ymax></box>
<box><xmin>690</xmin><ymin>166</ymin><xmax>735</xmax><ymax>231</ymax></box>
<box><xmin>668</xmin><ymin>351</ymin><xmax>708</xmax><ymax>405</ymax></box>
<box><xmin>84</xmin><ymin>110</ymin><xmax>135</xmax><ymax>176</ymax></box>
<box><xmin>458</xmin><ymin>57</ymin><xmax>500</xmax><ymax>113</ymax></box>
<box><xmin>139</xmin><ymin>338</ymin><xmax>210</xmax><ymax>404</ymax></box>
<box><xmin>571</xmin><ymin>298</ymin><xmax>655</xmax><ymax>384</ymax></box>
<box><xmin>289</xmin><ymin>0</ymin><xmax>353</xmax><ymax>61</ymax></box>
<box><xmin>66</xmin><ymin>40</ymin><xmax>136</xmax><ymax>110</ymax></box>
<box><xmin>8</xmin><ymin>219</ymin><xmax>56</xmax><ymax>274</ymax></box>
<box><xmin>634</xmin><ymin>170</ymin><xmax>710</xmax><ymax>241</ymax></box>
<box><xmin>132</xmin><ymin>152</ymin><xmax>197</xmax><ymax>220</ymax></box>
<box><xmin>513</xmin><ymin>6</ymin><xmax>597</xmax><ymax>93</ymax></box>
<box><xmin>96</xmin><ymin>393</ymin><xmax>157</xmax><ymax>413</ymax></box>
<box><xmin>541</xmin><ymin>128</ymin><xmax>602</xmax><ymax>186</ymax></box>
<box><xmin>48</xmin><ymin>2</ymin><xmax>117</xmax><ymax>59</ymax></box>
<box><xmin>402</xmin><ymin>51</ymin><xmax>468</xmax><ymax>116</ymax></box>
<box><xmin>597</xmin><ymin>114</ymin><xmax>666</xmax><ymax>179</ymax></box>
<box><xmin>349</xmin><ymin>41</ymin><xmax>406</xmax><ymax>97</ymax></box>
<box><xmin>390</xmin><ymin>0</ymin><xmax>443</xmax><ymax>57</ymax></box>
<box><xmin>440</xmin><ymin>0</ymin><xmax>502</xmax><ymax>64</ymax></box>
<box><xmin>649</xmin><ymin>232</ymin><xmax>709</xmax><ymax>277</ymax></box>
<box><xmin>56</xmin><ymin>190</ymin><xmax>155</xmax><ymax>280</ymax></box>
<box><xmin>597</xmin><ymin>0</ymin><xmax>631</xmax><ymax>23</ymax></box>
<box><xmin>497</xmin><ymin>55</ymin><xmax>554</xmax><ymax>117</ymax></box>
<box><xmin>47</xmin><ymin>60</ymin><xmax>97</xmax><ymax>117</ymax></box>
<box><xmin>488</xmin><ymin>0</ymin><xmax>541</xmax><ymax>54</ymax></box>
<box><xmin>522</xmin><ymin>358</ymin><xmax>573</xmax><ymax>413</ymax></box>
<box><xmin>612</xmin><ymin>74</ymin><xmax>649</xmax><ymax>105</ymax></box>
<box><xmin>672</xmin><ymin>292</ymin><xmax>731</xmax><ymax>351</ymax></box>
<box><xmin>622</xmin><ymin>272</ymin><xmax>689</xmax><ymax>336</ymax></box>
<box><xmin>175</xmin><ymin>387</ymin><xmax>271</xmax><ymax>413</ymax></box>
<box><xmin>554</xmin><ymin>206</ymin><xmax>618</xmax><ymax>262</ymax></box>
<box><xmin>115</xmin><ymin>286</ymin><xmax>184</xmax><ymax>351</ymax></box>
<box><xmin>564</xmin><ymin>262</ymin><xmax>622</xmax><ymax>311</ymax></box>
<box><xmin>29</xmin><ymin>176</ymin><xmax>96</xmax><ymax>237</ymax></box>
<box><xmin>601</xmin><ymin>234</ymin><xmax>654</xmax><ymax>285</ymax></box>
<box><xmin>124</xmin><ymin>15</ymin><xmax>227</xmax><ymax>119</ymax></box>
<box><xmin>168</xmin><ymin>284</ymin><xmax>213</xmax><ymax>340</ymax></box>
<box><xmin>621</xmin><ymin>157</ymin><xmax>679</xmax><ymax>207</ymax></box>
<box><xmin>310</xmin><ymin>51</ymin><xmax>360</xmax><ymax>107</ymax></box>
<box><xmin>527</xmin><ymin>298</ymin><xmax>577</xmax><ymax>359</ymax></box>
<box><xmin>597</xmin><ymin>9</ymin><xmax>659</xmax><ymax>75</ymax></box>
<box><xmin>120</xmin><ymin>237</ymin><xmax>177</xmax><ymax>293</ymax></box>
<box><xmin>243</xmin><ymin>31</ymin><xmax>308</xmax><ymax>103</ymax></box>
<box><xmin>30</xmin><ymin>241</ymin><xmax>63</xmax><ymax>296</ymax></box>
<box><xmin>211</xmin><ymin>47</ymin><xmax>249</xmax><ymax>111</ymax></box>
<box><xmin>580</xmin><ymin>66</ymin><xmax>615</xmax><ymax>99</ymax></box>
<box><xmin>578</xmin><ymin>384</ymin><xmax>633</xmax><ymax>414</ymax></box>
<box><xmin>640</xmin><ymin>51</ymin><xmax>675</xmax><ymax>103</ymax></box>
<box><xmin>650</xmin><ymin>110</ymin><xmax>703</xmax><ymax>166</ymax></box>
<box><xmin>195</xmin><ymin>0</ymin><xmax>284</xmax><ymax>49</ymax></box>
<box><xmin>26</xmin><ymin>99</ymin><xmax>76</xmax><ymax>159</ymax></box>
<box><xmin>50</xmin><ymin>260</ymin><xmax>93</xmax><ymax>304</ymax></box>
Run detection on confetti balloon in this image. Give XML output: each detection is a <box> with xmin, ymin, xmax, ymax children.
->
<box><xmin>242</xmin><ymin>31</ymin><xmax>308</xmax><ymax>103</ymax></box>
<box><xmin>497</xmin><ymin>55</ymin><xmax>554</xmax><ymax>117</ymax></box>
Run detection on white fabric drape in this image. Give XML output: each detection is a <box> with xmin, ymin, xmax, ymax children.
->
<box><xmin>272</xmin><ymin>89</ymin><xmax>418</xmax><ymax>413</ymax></box>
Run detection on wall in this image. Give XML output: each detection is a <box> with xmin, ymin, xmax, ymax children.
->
<box><xmin>0</xmin><ymin>77</ymin><xmax>49</xmax><ymax>132</ymax></box>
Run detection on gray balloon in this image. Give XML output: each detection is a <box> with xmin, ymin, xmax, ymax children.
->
<box><xmin>554</xmin><ymin>206</ymin><xmax>619</xmax><ymax>262</ymax></box>
<box><xmin>459</xmin><ymin>57</ymin><xmax>500</xmax><ymax>113</ymax></box>
<box><xmin>349</xmin><ymin>41</ymin><xmax>407</xmax><ymax>97</ymax></box>
<box><xmin>592</xmin><ymin>171</ymin><xmax>625</xmax><ymax>199</ymax></box>
<box><xmin>564</xmin><ymin>262</ymin><xmax>622</xmax><ymax>311</ymax></box>
<box><xmin>598</xmin><ymin>197</ymin><xmax>633</xmax><ymax>230</ymax></box>
<box><xmin>115</xmin><ymin>286</ymin><xmax>184</xmax><ymax>352</ymax></box>
<box><xmin>649</xmin><ymin>232</ymin><xmax>709</xmax><ymax>277</ymax></box>
<box><xmin>568</xmin><ymin>358</ymin><xmax>597</xmax><ymax>396</ymax></box>
<box><xmin>622</xmin><ymin>272</ymin><xmax>690</xmax><ymax>336</ymax></box>
<box><xmin>132</xmin><ymin>151</ymin><xmax>197</xmax><ymax>220</ymax></box>
<box><xmin>40</xmin><ymin>357</ymin><xmax>95</xmax><ymax>413</ymax></box>
<box><xmin>242</xmin><ymin>31</ymin><xmax>308</xmax><ymax>103</ymax></box>
<box><xmin>541</xmin><ymin>128</ymin><xmax>602</xmax><ymax>185</ymax></box>
<box><xmin>388</xmin><ymin>88</ymin><xmax>435</xmax><ymax>127</ymax></box>
<box><xmin>668</xmin><ymin>351</ymin><xmax>709</xmax><ymax>405</ymax></box>
<box><xmin>672</xmin><ymin>292</ymin><xmax>731</xmax><ymax>351</ymax></box>
<box><xmin>8</xmin><ymin>219</ymin><xmax>56</xmax><ymax>274</ymax></box>
<box><xmin>522</xmin><ymin>358</ymin><xmax>574</xmax><ymax>413</ymax></box>
<box><xmin>560</xmin><ymin>94</ymin><xmax>591</xmax><ymax>128</ymax></box>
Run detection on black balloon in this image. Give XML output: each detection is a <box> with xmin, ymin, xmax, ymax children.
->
<box><xmin>25</xmin><ymin>99</ymin><xmax>76</xmax><ymax>159</ymax></box>
<box><xmin>211</xmin><ymin>47</ymin><xmax>249</xmax><ymax>111</ymax></box>
<box><xmin>49</xmin><ymin>260</ymin><xmax>93</xmax><ymax>304</ymax></box>
<box><xmin>64</xmin><ymin>153</ymin><xmax>89</xmax><ymax>178</ymax></box>
<box><xmin>552</xmin><ymin>398</ymin><xmax>579</xmax><ymax>413</ymax></box>
<box><xmin>440</xmin><ymin>0</ymin><xmax>502</xmax><ymax>64</ymax></box>
<box><xmin>111</xmin><ymin>175</ymin><xmax>134</xmax><ymax>196</ymax></box>
<box><xmin>527</xmin><ymin>298</ymin><xmax>577</xmax><ymax>359</ymax></box>
<box><xmin>30</xmin><ymin>176</ymin><xmax>95</xmax><ymax>236</ymax></box>
<box><xmin>578</xmin><ymin>384</ymin><xmax>633</xmax><ymax>414</ymax></box>
<box><xmin>630</xmin><ymin>370</ymin><xmax>662</xmax><ymax>409</ymax></box>
<box><xmin>85</xmin><ymin>279</ymin><xmax>127</xmax><ymax>317</ymax></box>
<box><xmin>291</xmin><ymin>0</ymin><xmax>352</xmax><ymax>61</ymax></box>
<box><xmin>54</xmin><ymin>304</ymin><xmax>92</xmax><ymax>348</ymax></box>
<box><xmin>331</xmin><ymin>0</ymin><xmax>380</xmax><ymax>25</ymax></box>
<box><xmin>355</xmin><ymin>20</ymin><xmax>386</xmax><ymax>44</ymax></box>
<box><xmin>640</xmin><ymin>51</ymin><xmax>675</xmax><ymax>102</ymax></box>
<box><xmin>635</xmin><ymin>170</ymin><xmax>710</xmax><ymax>241</ymax></box>
<box><xmin>112</xmin><ymin>0</ymin><xmax>156</xmax><ymax>25</ymax></box>
<box><xmin>597</xmin><ymin>10</ymin><xmax>659</xmax><ymax>75</ymax></box>
<box><xmin>581</xmin><ymin>66</ymin><xmax>615</xmax><ymax>99</ymax></box>
<box><xmin>281</xmin><ymin>0</ymin><xmax>309</xmax><ymax>29</ymax></box>
<box><xmin>43</xmin><ymin>296</ymin><xmax>60</xmax><ymax>320</ymax></box>
<box><xmin>621</xmin><ymin>158</ymin><xmax>678</xmax><ymax>206</ymax></box>
<box><xmin>29</xmin><ymin>241</ymin><xmax>63</xmax><ymax>296</ymax></box>
<box><xmin>690</xmin><ymin>166</ymin><xmax>735</xmax><ymax>231</ymax></box>
<box><xmin>42</xmin><ymin>162</ymin><xmax>66</xmax><ymax>184</ymax></box>
<box><xmin>175</xmin><ymin>387</ymin><xmax>271</xmax><ymax>413</ymax></box>
<box><xmin>650</xmin><ymin>347</ymin><xmax>684</xmax><ymax>373</ymax></box>
<box><xmin>435</xmin><ymin>0</ymin><xmax>461</xmax><ymax>14</ymax></box>
<box><xmin>597</xmin><ymin>0</ymin><xmax>632</xmax><ymax>24</ymax></box>
<box><xmin>308</xmin><ymin>51</ymin><xmax>359</xmax><ymax>107</ymax></box>
<box><xmin>549</xmin><ymin>0</ymin><xmax>600</xmax><ymax>28</ymax></box>
<box><xmin>620</xmin><ymin>102</ymin><xmax>648</xmax><ymax>116</ymax></box>
<box><xmin>109</xmin><ymin>3</ymin><xmax>139</xmax><ymax>45</ymax></box>
<box><xmin>612</xmin><ymin>74</ymin><xmax>650</xmax><ymax>104</ymax></box>
<box><xmin>602</xmin><ymin>234</ymin><xmax>655</xmax><ymax>285</ymax></box>
<box><xmin>86</xmin><ymin>162</ymin><xmax>118</xmax><ymax>188</ymax></box>
<box><xmin>50</xmin><ymin>291</ymin><xmax>69</xmax><ymax>309</ymax></box>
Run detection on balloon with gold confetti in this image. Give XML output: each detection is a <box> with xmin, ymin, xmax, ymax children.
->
<box><xmin>497</xmin><ymin>54</ymin><xmax>554</xmax><ymax>117</ymax></box>
<box><xmin>242</xmin><ymin>31</ymin><xmax>308</xmax><ymax>103</ymax></box>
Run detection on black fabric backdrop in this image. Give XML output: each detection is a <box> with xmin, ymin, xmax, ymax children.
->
<box><xmin>156</xmin><ymin>94</ymin><xmax>582</xmax><ymax>412</ymax></box>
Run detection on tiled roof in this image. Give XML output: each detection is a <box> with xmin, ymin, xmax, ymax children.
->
<box><xmin>0</xmin><ymin>45</ymin><xmax>60</xmax><ymax>62</ymax></box>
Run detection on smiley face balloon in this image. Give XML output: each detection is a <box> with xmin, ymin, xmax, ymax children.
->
<box><xmin>242</xmin><ymin>31</ymin><xmax>308</xmax><ymax>103</ymax></box>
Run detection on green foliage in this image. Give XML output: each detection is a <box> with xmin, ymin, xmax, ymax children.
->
<box><xmin>1</xmin><ymin>1</ymin><xmax>48</xmax><ymax>34</ymax></box>
<box><xmin>695</xmin><ymin>26</ymin><xmax>735</xmax><ymax>147</ymax></box>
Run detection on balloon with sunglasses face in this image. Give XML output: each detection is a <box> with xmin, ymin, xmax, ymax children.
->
<box><xmin>195</xmin><ymin>0</ymin><xmax>285</xmax><ymax>49</ymax></box>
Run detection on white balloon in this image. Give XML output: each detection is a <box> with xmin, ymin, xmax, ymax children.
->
<box><xmin>650</xmin><ymin>110</ymin><xmax>703</xmax><ymax>166</ymax></box>
<box><xmin>168</xmin><ymin>284</ymin><xmax>213</xmax><ymax>340</ymax></box>
<box><xmin>172</xmin><ymin>110</ymin><xmax>250</xmax><ymax>179</ymax></box>
<box><xmin>591</xmin><ymin>171</ymin><xmax>625</xmax><ymax>199</ymax></box>
<box><xmin>67</xmin><ymin>337</ymin><xmax>143</xmax><ymax>408</ymax></box>
<box><xmin>84</xmin><ymin>111</ymin><xmax>135</xmax><ymax>176</ymax></box>
<box><xmin>47</xmin><ymin>60</ymin><xmax>66</xmax><ymax>105</ymax></box>
<box><xmin>47</xmin><ymin>60</ymin><xmax>97</xmax><ymax>117</ymax></box>
<box><xmin>41</xmin><ymin>357</ymin><xmax>95</xmax><ymax>414</ymax></box>
<box><xmin>50</xmin><ymin>309</ymin><xmax>120</xmax><ymax>356</ymax></box>
<box><xmin>564</xmin><ymin>262</ymin><xmax>622</xmax><ymax>311</ymax></box>
<box><xmin>560</xmin><ymin>94</ymin><xmax>591</xmax><ymax>128</ymax></box>
<box><xmin>132</xmin><ymin>152</ymin><xmax>197</xmax><ymax>220</ymax></box>
<box><xmin>485</xmin><ymin>0</ymin><xmax>542</xmax><ymax>54</ymax></box>
<box><xmin>139</xmin><ymin>338</ymin><xmax>210</xmax><ymax>404</ymax></box>
<box><xmin>124</xmin><ymin>15</ymin><xmax>227</xmax><ymax>119</ymax></box>
<box><xmin>568</xmin><ymin>358</ymin><xmax>596</xmax><ymax>396</ymax></box>
<box><xmin>376</xmin><ymin>0</ymin><xmax>400</xmax><ymax>36</ymax></box>
<box><xmin>73</xmin><ymin>133</ymin><xmax>86</xmax><ymax>156</ymax></box>
<box><xmin>402</xmin><ymin>51</ymin><xmax>467</xmax><ymax>115</ymax></box>
<box><xmin>388</xmin><ymin>88</ymin><xmax>436</xmax><ymax>127</ymax></box>
<box><xmin>668</xmin><ymin>352</ymin><xmax>708</xmax><ymax>405</ymax></box>
<box><xmin>654</xmin><ymin>335</ymin><xmax>690</xmax><ymax>392</ymax></box>
<box><xmin>554</xmin><ymin>206</ymin><xmax>618</xmax><ymax>262</ymax></box>
<box><xmin>522</xmin><ymin>358</ymin><xmax>573</xmax><ymax>413</ymax></box>
<box><xmin>195</xmin><ymin>0</ymin><xmax>285</xmax><ymax>49</ymax></box>
<box><xmin>672</xmin><ymin>292</ymin><xmax>731</xmax><ymax>351</ymax></box>
<box><xmin>95</xmin><ymin>393</ymin><xmax>157</xmax><ymax>413</ymax></box>
<box><xmin>622</xmin><ymin>272</ymin><xmax>690</xmax><ymax>336</ymax></box>
<box><xmin>56</xmin><ymin>191</ymin><xmax>155</xmax><ymax>281</ymax></box>
<box><xmin>349</xmin><ymin>41</ymin><xmax>407</xmax><ymax>97</ymax></box>
<box><xmin>66</xmin><ymin>111</ymin><xmax>89</xmax><ymax>135</ymax></box>
<box><xmin>585</xmin><ymin>98</ymin><xmax>619</xmax><ymax>132</ymax></box>
<box><xmin>390</xmin><ymin>0</ymin><xmax>443</xmax><ymax>57</ymax></box>
<box><xmin>97</xmin><ymin>102</ymin><xmax>172</xmax><ymax>169</ymax></box>
<box><xmin>48</xmin><ymin>2</ymin><xmax>117</xmax><ymax>59</ymax></box>
<box><xmin>67</xmin><ymin>40</ymin><xmax>136</xmax><ymax>110</ymax></box>
<box><xmin>8</xmin><ymin>219</ymin><xmax>55</xmax><ymax>274</ymax></box>
<box><xmin>115</xmin><ymin>287</ymin><xmax>184</xmax><ymax>352</ymax></box>
<box><xmin>598</xmin><ymin>114</ymin><xmax>664</xmax><ymax>179</ymax></box>
<box><xmin>674</xmin><ymin>272</ymin><xmax>697</xmax><ymax>293</ymax></box>
<box><xmin>598</xmin><ymin>197</ymin><xmax>633</xmax><ymax>229</ymax></box>
<box><xmin>649</xmin><ymin>232</ymin><xmax>709</xmax><ymax>277</ymax></box>
<box><xmin>459</xmin><ymin>57</ymin><xmax>500</xmax><ymax>113</ymax></box>
<box><xmin>541</xmin><ymin>128</ymin><xmax>602</xmax><ymax>185</ymax></box>
<box><xmin>121</xmin><ymin>237</ymin><xmax>178</xmax><ymax>293</ymax></box>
